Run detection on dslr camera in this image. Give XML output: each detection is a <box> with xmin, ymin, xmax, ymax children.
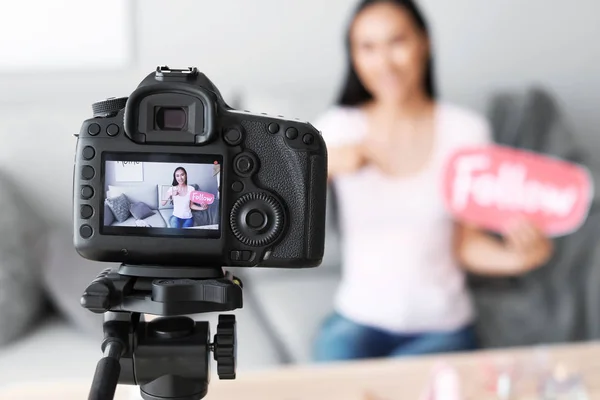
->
<box><xmin>74</xmin><ymin>66</ymin><xmax>327</xmax><ymax>269</ymax></box>
<box><xmin>74</xmin><ymin>66</ymin><xmax>327</xmax><ymax>400</ymax></box>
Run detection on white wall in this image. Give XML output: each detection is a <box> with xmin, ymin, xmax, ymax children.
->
<box><xmin>0</xmin><ymin>0</ymin><xmax>598</xmax><ymax>224</ymax></box>
<box><xmin>104</xmin><ymin>161</ymin><xmax>218</xmax><ymax>195</ymax></box>
<box><xmin>420</xmin><ymin>0</ymin><xmax>600</xmax><ymax>146</ymax></box>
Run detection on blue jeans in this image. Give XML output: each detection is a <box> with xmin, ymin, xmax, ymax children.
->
<box><xmin>169</xmin><ymin>216</ymin><xmax>194</xmax><ymax>228</ymax></box>
<box><xmin>313</xmin><ymin>312</ymin><xmax>477</xmax><ymax>362</ymax></box>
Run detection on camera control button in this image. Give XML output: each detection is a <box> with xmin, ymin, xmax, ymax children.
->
<box><xmin>81</xmin><ymin>205</ymin><xmax>94</xmax><ymax>219</ymax></box>
<box><xmin>107</xmin><ymin>124</ymin><xmax>119</xmax><ymax>136</ymax></box>
<box><xmin>285</xmin><ymin>127</ymin><xmax>298</xmax><ymax>140</ymax></box>
<box><xmin>240</xmin><ymin>251</ymin><xmax>254</xmax><ymax>261</ymax></box>
<box><xmin>236</xmin><ymin>157</ymin><xmax>252</xmax><ymax>173</ymax></box>
<box><xmin>230</xmin><ymin>250</ymin><xmax>242</xmax><ymax>261</ymax></box>
<box><xmin>82</xmin><ymin>146</ymin><xmax>95</xmax><ymax>160</ymax></box>
<box><xmin>230</xmin><ymin>250</ymin><xmax>255</xmax><ymax>262</ymax></box>
<box><xmin>231</xmin><ymin>181</ymin><xmax>244</xmax><ymax>193</ymax></box>
<box><xmin>268</xmin><ymin>123</ymin><xmax>280</xmax><ymax>134</ymax></box>
<box><xmin>82</xmin><ymin>166</ymin><xmax>95</xmax><ymax>180</ymax></box>
<box><xmin>302</xmin><ymin>133</ymin><xmax>314</xmax><ymax>145</ymax></box>
<box><xmin>230</xmin><ymin>192</ymin><xmax>284</xmax><ymax>247</ymax></box>
<box><xmin>92</xmin><ymin>97</ymin><xmax>128</xmax><ymax>118</ymax></box>
<box><xmin>81</xmin><ymin>186</ymin><xmax>94</xmax><ymax>199</ymax></box>
<box><xmin>224</xmin><ymin>128</ymin><xmax>243</xmax><ymax>146</ymax></box>
<box><xmin>233</xmin><ymin>153</ymin><xmax>258</xmax><ymax>177</ymax></box>
<box><xmin>80</xmin><ymin>225</ymin><xmax>93</xmax><ymax>239</ymax></box>
<box><xmin>88</xmin><ymin>123</ymin><xmax>101</xmax><ymax>136</ymax></box>
<box><xmin>246</xmin><ymin>210</ymin><xmax>267</xmax><ymax>230</ymax></box>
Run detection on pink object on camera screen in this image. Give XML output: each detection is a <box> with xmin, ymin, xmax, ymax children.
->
<box><xmin>190</xmin><ymin>191</ymin><xmax>215</xmax><ymax>205</ymax></box>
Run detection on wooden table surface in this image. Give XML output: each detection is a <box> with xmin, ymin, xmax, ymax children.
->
<box><xmin>206</xmin><ymin>342</ymin><xmax>600</xmax><ymax>400</ymax></box>
<box><xmin>2</xmin><ymin>342</ymin><xmax>600</xmax><ymax>399</ymax></box>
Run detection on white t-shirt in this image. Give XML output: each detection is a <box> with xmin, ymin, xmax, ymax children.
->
<box><xmin>314</xmin><ymin>103</ymin><xmax>492</xmax><ymax>333</ymax></box>
<box><xmin>169</xmin><ymin>185</ymin><xmax>194</xmax><ymax>219</ymax></box>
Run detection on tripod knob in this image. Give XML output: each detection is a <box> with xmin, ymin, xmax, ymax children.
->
<box><xmin>81</xmin><ymin>268</ymin><xmax>116</xmax><ymax>313</ymax></box>
<box><xmin>213</xmin><ymin>315</ymin><xmax>236</xmax><ymax>379</ymax></box>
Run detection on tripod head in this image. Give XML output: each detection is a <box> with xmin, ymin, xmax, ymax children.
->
<box><xmin>81</xmin><ymin>264</ymin><xmax>243</xmax><ymax>400</ymax></box>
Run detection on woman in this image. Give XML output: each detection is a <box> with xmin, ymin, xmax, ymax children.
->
<box><xmin>162</xmin><ymin>167</ymin><xmax>207</xmax><ymax>228</ymax></box>
<box><xmin>313</xmin><ymin>0</ymin><xmax>553</xmax><ymax>361</ymax></box>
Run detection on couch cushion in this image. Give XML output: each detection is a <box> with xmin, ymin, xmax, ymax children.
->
<box><xmin>0</xmin><ymin>316</ymin><xmax>100</xmax><ymax>387</ymax></box>
<box><xmin>111</xmin><ymin>212</ymin><xmax>167</xmax><ymax>228</ymax></box>
<box><xmin>158</xmin><ymin>209</ymin><xmax>173</xmax><ymax>226</ymax></box>
<box><xmin>103</xmin><ymin>203</ymin><xmax>115</xmax><ymax>226</ymax></box>
<box><xmin>109</xmin><ymin>185</ymin><xmax>159</xmax><ymax>210</ymax></box>
<box><xmin>129</xmin><ymin>201</ymin><xmax>155</xmax><ymax>220</ymax></box>
<box><xmin>243</xmin><ymin>271</ymin><xmax>339</xmax><ymax>365</ymax></box>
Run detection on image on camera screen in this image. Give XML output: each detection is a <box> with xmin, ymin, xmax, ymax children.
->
<box><xmin>101</xmin><ymin>153</ymin><xmax>222</xmax><ymax>239</ymax></box>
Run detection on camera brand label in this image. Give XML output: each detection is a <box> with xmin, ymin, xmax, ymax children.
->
<box><xmin>190</xmin><ymin>191</ymin><xmax>215</xmax><ymax>205</ymax></box>
<box><xmin>443</xmin><ymin>145</ymin><xmax>593</xmax><ymax>236</ymax></box>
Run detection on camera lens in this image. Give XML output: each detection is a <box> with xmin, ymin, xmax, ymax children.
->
<box><xmin>156</xmin><ymin>107</ymin><xmax>187</xmax><ymax>131</ymax></box>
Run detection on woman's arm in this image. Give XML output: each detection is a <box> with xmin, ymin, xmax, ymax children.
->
<box><xmin>162</xmin><ymin>187</ymin><xmax>177</xmax><ymax>206</ymax></box>
<box><xmin>328</xmin><ymin>144</ymin><xmax>366</xmax><ymax>179</ymax></box>
<box><xmin>190</xmin><ymin>201</ymin><xmax>208</xmax><ymax>211</ymax></box>
<box><xmin>454</xmin><ymin>220</ymin><xmax>553</xmax><ymax>277</ymax></box>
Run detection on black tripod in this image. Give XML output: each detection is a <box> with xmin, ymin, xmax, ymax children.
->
<box><xmin>80</xmin><ymin>264</ymin><xmax>243</xmax><ymax>400</ymax></box>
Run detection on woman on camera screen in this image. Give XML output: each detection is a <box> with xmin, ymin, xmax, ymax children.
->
<box><xmin>313</xmin><ymin>0</ymin><xmax>554</xmax><ymax>361</ymax></box>
<box><xmin>162</xmin><ymin>167</ymin><xmax>208</xmax><ymax>228</ymax></box>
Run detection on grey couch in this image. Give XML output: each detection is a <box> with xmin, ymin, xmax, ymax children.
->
<box><xmin>1</xmin><ymin>87</ymin><xmax>596</xmax><ymax>392</ymax></box>
<box><xmin>105</xmin><ymin>183</ymin><xmax>219</xmax><ymax>229</ymax></box>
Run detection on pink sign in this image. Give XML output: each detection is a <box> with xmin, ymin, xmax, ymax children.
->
<box><xmin>190</xmin><ymin>191</ymin><xmax>215</xmax><ymax>205</ymax></box>
<box><xmin>443</xmin><ymin>145</ymin><xmax>593</xmax><ymax>236</ymax></box>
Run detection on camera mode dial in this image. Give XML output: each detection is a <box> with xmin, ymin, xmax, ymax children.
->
<box><xmin>92</xmin><ymin>97</ymin><xmax>128</xmax><ymax>118</ymax></box>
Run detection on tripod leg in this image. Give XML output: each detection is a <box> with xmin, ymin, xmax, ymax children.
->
<box><xmin>89</xmin><ymin>340</ymin><xmax>124</xmax><ymax>400</ymax></box>
<box><xmin>88</xmin><ymin>311</ymin><xmax>135</xmax><ymax>400</ymax></box>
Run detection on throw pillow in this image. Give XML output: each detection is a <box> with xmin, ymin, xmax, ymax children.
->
<box><xmin>104</xmin><ymin>202</ymin><xmax>115</xmax><ymax>226</ymax></box>
<box><xmin>106</xmin><ymin>194</ymin><xmax>131</xmax><ymax>222</ymax></box>
<box><xmin>108</xmin><ymin>185</ymin><xmax>158</xmax><ymax>210</ymax></box>
<box><xmin>130</xmin><ymin>201</ymin><xmax>155</xmax><ymax>220</ymax></box>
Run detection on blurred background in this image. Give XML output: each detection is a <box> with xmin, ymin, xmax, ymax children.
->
<box><xmin>1</xmin><ymin>0</ymin><xmax>600</xmax><ymax>395</ymax></box>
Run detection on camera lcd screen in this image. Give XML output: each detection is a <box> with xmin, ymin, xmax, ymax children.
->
<box><xmin>101</xmin><ymin>153</ymin><xmax>222</xmax><ymax>239</ymax></box>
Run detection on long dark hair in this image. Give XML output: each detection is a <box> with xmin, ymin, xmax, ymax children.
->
<box><xmin>171</xmin><ymin>167</ymin><xmax>188</xmax><ymax>186</ymax></box>
<box><xmin>337</xmin><ymin>0</ymin><xmax>437</xmax><ymax>106</ymax></box>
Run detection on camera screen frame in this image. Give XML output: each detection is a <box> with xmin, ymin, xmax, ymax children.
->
<box><xmin>100</xmin><ymin>152</ymin><xmax>223</xmax><ymax>240</ymax></box>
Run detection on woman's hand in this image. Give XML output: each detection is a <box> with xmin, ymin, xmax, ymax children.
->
<box><xmin>504</xmin><ymin>218</ymin><xmax>554</xmax><ymax>273</ymax></box>
<box><xmin>456</xmin><ymin>220</ymin><xmax>554</xmax><ymax>277</ymax></box>
<box><xmin>362</xmin><ymin>137</ymin><xmax>397</xmax><ymax>176</ymax></box>
<box><xmin>328</xmin><ymin>143</ymin><xmax>366</xmax><ymax>178</ymax></box>
<box><xmin>190</xmin><ymin>201</ymin><xmax>208</xmax><ymax>211</ymax></box>
<box><xmin>171</xmin><ymin>186</ymin><xmax>180</xmax><ymax>196</ymax></box>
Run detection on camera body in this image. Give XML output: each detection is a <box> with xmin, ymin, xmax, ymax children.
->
<box><xmin>73</xmin><ymin>67</ymin><xmax>327</xmax><ymax>269</ymax></box>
